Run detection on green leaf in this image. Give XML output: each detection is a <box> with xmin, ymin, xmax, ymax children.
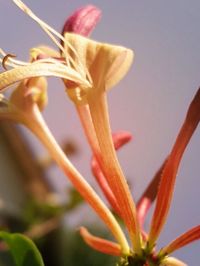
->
<box><xmin>0</xmin><ymin>231</ymin><xmax>44</xmax><ymax>266</ymax></box>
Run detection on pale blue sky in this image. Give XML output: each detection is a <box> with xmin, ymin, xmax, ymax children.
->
<box><xmin>1</xmin><ymin>1</ymin><xmax>200</xmax><ymax>264</ymax></box>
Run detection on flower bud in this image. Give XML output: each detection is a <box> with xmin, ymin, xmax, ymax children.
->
<box><xmin>10</xmin><ymin>77</ymin><xmax>48</xmax><ymax>111</ymax></box>
<box><xmin>62</xmin><ymin>5</ymin><xmax>101</xmax><ymax>36</ymax></box>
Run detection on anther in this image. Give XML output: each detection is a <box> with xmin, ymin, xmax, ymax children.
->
<box><xmin>2</xmin><ymin>54</ymin><xmax>16</xmax><ymax>70</ymax></box>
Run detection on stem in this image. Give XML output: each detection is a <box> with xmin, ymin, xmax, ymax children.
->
<box><xmin>27</xmin><ymin>104</ymin><xmax>130</xmax><ymax>254</ymax></box>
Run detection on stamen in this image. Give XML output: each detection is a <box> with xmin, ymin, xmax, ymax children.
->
<box><xmin>0</xmin><ymin>50</ymin><xmax>68</xmax><ymax>71</ymax></box>
<box><xmin>2</xmin><ymin>54</ymin><xmax>16</xmax><ymax>70</ymax></box>
<box><xmin>12</xmin><ymin>0</ymin><xmax>67</xmax><ymax>56</ymax></box>
<box><xmin>32</xmin><ymin>57</ymin><xmax>67</xmax><ymax>66</ymax></box>
<box><xmin>12</xmin><ymin>0</ymin><xmax>91</xmax><ymax>84</ymax></box>
<box><xmin>0</xmin><ymin>48</ymin><xmax>29</xmax><ymax>68</ymax></box>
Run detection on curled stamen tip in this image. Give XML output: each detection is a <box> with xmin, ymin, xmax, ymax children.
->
<box><xmin>2</xmin><ymin>54</ymin><xmax>16</xmax><ymax>70</ymax></box>
<box><xmin>62</xmin><ymin>5</ymin><xmax>101</xmax><ymax>36</ymax></box>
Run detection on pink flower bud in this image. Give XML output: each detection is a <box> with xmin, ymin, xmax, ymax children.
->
<box><xmin>62</xmin><ymin>5</ymin><xmax>101</xmax><ymax>36</ymax></box>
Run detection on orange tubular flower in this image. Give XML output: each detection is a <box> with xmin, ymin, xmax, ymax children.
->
<box><xmin>62</xmin><ymin>10</ymin><xmax>141</xmax><ymax>254</ymax></box>
<box><xmin>91</xmin><ymin>131</ymin><xmax>132</xmax><ymax>217</ymax></box>
<box><xmin>0</xmin><ymin>1</ymin><xmax>199</xmax><ymax>265</ymax></box>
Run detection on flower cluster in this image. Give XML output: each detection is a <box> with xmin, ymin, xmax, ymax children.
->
<box><xmin>0</xmin><ymin>1</ymin><xmax>199</xmax><ymax>265</ymax></box>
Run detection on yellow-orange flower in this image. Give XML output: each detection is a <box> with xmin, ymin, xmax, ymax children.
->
<box><xmin>0</xmin><ymin>1</ymin><xmax>199</xmax><ymax>265</ymax></box>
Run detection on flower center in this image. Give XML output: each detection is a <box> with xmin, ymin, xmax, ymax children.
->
<box><xmin>117</xmin><ymin>248</ymin><xmax>165</xmax><ymax>266</ymax></box>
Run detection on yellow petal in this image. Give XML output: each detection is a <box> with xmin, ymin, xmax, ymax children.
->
<box><xmin>30</xmin><ymin>46</ymin><xmax>60</xmax><ymax>61</ymax></box>
<box><xmin>0</xmin><ymin>61</ymin><xmax>91</xmax><ymax>93</ymax></box>
<box><xmin>162</xmin><ymin>257</ymin><xmax>187</xmax><ymax>266</ymax></box>
<box><xmin>63</xmin><ymin>32</ymin><xmax>134</xmax><ymax>92</ymax></box>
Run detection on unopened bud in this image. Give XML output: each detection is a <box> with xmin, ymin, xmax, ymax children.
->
<box><xmin>62</xmin><ymin>5</ymin><xmax>101</xmax><ymax>37</ymax></box>
<box><xmin>10</xmin><ymin>77</ymin><xmax>48</xmax><ymax>111</ymax></box>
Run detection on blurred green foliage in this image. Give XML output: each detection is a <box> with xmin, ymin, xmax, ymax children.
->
<box><xmin>0</xmin><ymin>187</ymin><xmax>120</xmax><ymax>266</ymax></box>
<box><xmin>0</xmin><ymin>232</ymin><xmax>44</xmax><ymax>266</ymax></box>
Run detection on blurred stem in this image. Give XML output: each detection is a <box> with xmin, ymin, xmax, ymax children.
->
<box><xmin>0</xmin><ymin>121</ymin><xmax>52</xmax><ymax>201</ymax></box>
<box><xmin>25</xmin><ymin>216</ymin><xmax>61</xmax><ymax>239</ymax></box>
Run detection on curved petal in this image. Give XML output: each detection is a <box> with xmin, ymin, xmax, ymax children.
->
<box><xmin>136</xmin><ymin>159</ymin><xmax>167</xmax><ymax>228</ymax></box>
<box><xmin>30</xmin><ymin>46</ymin><xmax>60</xmax><ymax>61</ymax></box>
<box><xmin>162</xmin><ymin>225</ymin><xmax>200</xmax><ymax>254</ymax></box>
<box><xmin>0</xmin><ymin>62</ymin><xmax>90</xmax><ymax>93</ymax></box>
<box><xmin>162</xmin><ymin>257</ymin><xmax>187</xmax><ymax>266</ymax></box>
<box><xmin>79</xmin><ymin>227</ymin><xmax>122</xmax><ymax>256</ymax></box>
<box><xmin>63</xmin><ymin>33</ymin><xmax>133</xmax><ymax>94</ymax></box>
<box><xmin>105</xmin><ymin>49</ymin><xmax>133</xmax><ymax>90</ymax></box>
<box><xmin>148</xmin><ymin>88</ymin><xmax>200</xmax><ymax>247</ymax></box>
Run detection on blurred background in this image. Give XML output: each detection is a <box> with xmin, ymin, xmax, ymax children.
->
<box><xmin>0</xmin><ymin>0</ymin><xmax>200</xmax><ymax>265</ymax></box>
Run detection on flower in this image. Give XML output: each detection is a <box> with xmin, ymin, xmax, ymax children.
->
<box><xmin>62</xmin><ymin>4</ymin><xmax>101</xmax><ymax>36</ymax></box>
<box><xmin>85</xmin><ymin>89</ymin><xmax>200</xmax><ymax>266</ymax></box>
<box><xmin>0</xmin><ymin>51</ymin><xmax>48</xmax><ymax>126</ymax></box>
<box><xmin>0</xmin><ymin>0</ymin><xmax>131</xmax><ymax>255</ymax></box>
<box><xmin>0</xmin><ymin>1</ymin><xmax>199</xmax><ymax>265</ymax></box>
